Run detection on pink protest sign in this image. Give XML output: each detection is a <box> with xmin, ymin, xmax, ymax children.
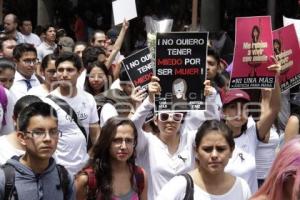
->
<box><xmin>230</xmin><ymin>16</ymin><xmax>275</xmax><ymax>89</ymax></box>
<box><xmin>273</xmin><ymin>24</ymin><xmax>300</xmax><ymax>91</ymax></box>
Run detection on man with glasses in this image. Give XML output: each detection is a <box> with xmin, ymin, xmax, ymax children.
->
<box><xmin>10</xmin><ymin>43</ymin><xmax>41</xmax><ymax>101</ymax></box>
<box><xmin>0</xmin><ymin>102</ymin><xmax>75</xmax><ymax>200</ymax></box>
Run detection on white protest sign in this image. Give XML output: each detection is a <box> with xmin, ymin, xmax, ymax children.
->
<box><xmin>112</xmin><ymin>0</ymin><xmax>137</xmax><ymax>25</ymax></box>
<box><xmin>283</xmin><ymin>16</ymin><xmax>300</xmax><ymax>41</ymax></box>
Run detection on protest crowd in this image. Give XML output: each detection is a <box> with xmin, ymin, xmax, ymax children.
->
<box><xmin>0</xmin><ymin>2</ymin><xmax>299</xmax><ymax>200</ymax></box>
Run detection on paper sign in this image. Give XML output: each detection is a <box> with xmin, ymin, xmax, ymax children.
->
<box><xmin>273</xmin><ymin>24</ymin><xmax>300</xmax><ymax>91</ymax></box>
<box><xmin>155</xmin><ymin>32</ymin><xmax>208</xmax><ymax>112</ymax></box>
<box><xmin>122</xmin><ymin>47</ymin><xmax>153</xmax><ymax>90</ymax></box>
<box><xmin>283</xmin><ymin>16</ymin><xmax>300</xmax><ymax>42</ymax></box>
<box><xmin>230</xmin><ymin>16</ymin><xmax>275</xmax><ymax>89</ymax></box>
<box><xmin>112</xmin><ymin>0</ymin><xmax>137</xmax><ymax>25</ymax></box>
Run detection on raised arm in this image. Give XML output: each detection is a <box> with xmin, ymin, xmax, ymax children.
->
<box><xmin>130</xmin><ymin>76</ymin><xmax>160</xmax><ymax>154</ymax></box>
<box><xmin>105</xmin><ymin>20</ymin><xmax>129</xmax><ymax>70</ymax></box>
<box><xmin>257</xmin><ymin>64</ymin><xmax>281</xmax><ymax>141</ymax></box>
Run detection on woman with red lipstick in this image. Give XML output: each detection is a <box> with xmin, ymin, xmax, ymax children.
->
<box><xmin>75</xmin><ymin>117</ymin><xmax>147</xmax><ymax>200</ymax></box>
<box><xmin>157</xmin><ymin>120</ymin><xmax>251</xmax><ymax>200</ymax></box>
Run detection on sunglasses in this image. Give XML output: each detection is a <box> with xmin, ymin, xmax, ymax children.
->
<box><xmin>158</xmin><ymin>113</ymin><xmax>184</xmax><ymax>122</ymax></box>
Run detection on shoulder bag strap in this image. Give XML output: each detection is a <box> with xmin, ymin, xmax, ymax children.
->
<box><xmin>182</xmin><ymin>173</ymin><xmax>194</xmax><ymax>200</ymax></box>
<box><xmin>47</xmin><ymin>94</ymin><xmax>87</xmax><ymax>142</ymax></box>
<box><xmin>3</xmin><ymin>164</ymin><xmax>16</xmax><ymax>200</ymax></box>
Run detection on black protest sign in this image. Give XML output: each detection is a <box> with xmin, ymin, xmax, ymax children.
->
<box><xmin>122</xmin><ymin>47</ymin><xmax>153</xmax><ymax>90</ymax></box>
<box><xmin>155</xmin><ymin>32</ymin><xmax>208</xmax><ymax>112</ymax></box>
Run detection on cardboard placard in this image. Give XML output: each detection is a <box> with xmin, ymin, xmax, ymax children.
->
<box><xmin>230</xmin><ymin>16</ymin><xmax>275</xmax><ymax>89</ymax></box>
<box><xmin>283</xmin><ymin>16</ymin><xmax>300</xmax><ymax>42</ymax></box>
<box><xmin>155</xmin><ymin>32</ymin><xmax>208</xmax><ymax>112</ymax></box>
<box><xmin>122</xmin><ymin>47</ymin><xmax>153</xmax><ymax>90</ymax></box>
<box><xmin>273</xmin><ymin>24</ymin><xmax>300</xmax><ymax>91</ymax></box>
<box><xmin>112</xmin><ymin>0</ymin><xmax>137</xmax><ymax>25</ymax></box>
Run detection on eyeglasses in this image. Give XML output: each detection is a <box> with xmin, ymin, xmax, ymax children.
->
<box><xmin>22</xmin><ymin>59</ymin><xmax>38</xmax><ymax>65</ymax></box>
<box><xmin>112</xmin><ymin>137</ymin><xmax>135</xmax><ymax>147</ymax></box>
<box><xmin>24</xmin><ymin>129</ymin><xmax>62</xmax><ymax>139</ymax></box>
<box><xmin>158</xmin><ymin>113</ymin><xmax>184</xmax><ymax>122</ymax></box>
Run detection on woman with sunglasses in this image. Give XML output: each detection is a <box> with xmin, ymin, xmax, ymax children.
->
<box><xmin>131</xmin><ymin>76</ymin><xmax>218</xmax><ymax>199</ymax></box>
<box><xmin>75</xmin><ymin>117</ymin><xmax>147</xmax><ymax>200</ymax></box>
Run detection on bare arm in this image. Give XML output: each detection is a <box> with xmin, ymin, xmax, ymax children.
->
<box><xmin>140</xmin><ymin>168</ymin><xmax>148</xmax><ymax>200</ymax></box>
<box><xmin>257</xmin><ymin>65</ymin><xmax>281</xmax><ymax>142</ymax></box>
<box><xmin>284</xmin><ymin>115</ymin><xmax>299</xmax><ymax>143</ymax></box>
<box><xmin>105</xmin><ymin>20</ymin><xmax>129</xmax><ymax>69</ymax></box>
<box><xmin>75</xmin><ymin>174</ymin><xmax>88</xmax><ymax>200</ymax></box>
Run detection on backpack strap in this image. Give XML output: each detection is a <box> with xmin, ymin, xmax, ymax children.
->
<box><xmin>94</xmin><ymin>89</ymin><xmax>131</xmax><ymax>117</ymax></box>
<box><xmin>182</xmin><ymin>173</ymin><xmax>194</xmax><ymax>200</ymax></box>
<box><xmin>95</xmin><ymin>94</ymin><xmax>116</xmax><ymax>118</ymax></box>
<box><xmin>46</xmin><ymin>94</ymin><xmax>87</xmax><ymax>142</ymax></box>
<box><xmin>56</xmin><ymin>164</ymin><xmax>70</xmax><ymax>200</ymax></box>
<box><xmin>133</xmin><ymin>165</ymin><xmax>145</xmax><ymax>197</ymax></box>
<box><xmin>2</xmin><ymin>164</ymin><xmax>17</xmax><ymax>200</ymax></box>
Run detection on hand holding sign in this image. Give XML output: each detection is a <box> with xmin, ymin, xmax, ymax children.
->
<box><xmin>131</xmin><ymin>86</ymin><xmax>147</xmax><ymax>105</ymax></box>
<box><xmin>155</xmin><ymin>32</ymin><xmax>208</xmax><ymax>111</ymax></box>
<box><xmin>203</xmin><ymin>80</ymin><xmax>215</xmax><ymax>97</ymax></box>
<box><xmin>148</xmin><ymin>76</ymin><xmax>161</xmax><ymax>103</ymax></box>
<box><xmin>123</xmin><ymin>19</ymin><xmax>129</xmax><ymax>31</ymax></box>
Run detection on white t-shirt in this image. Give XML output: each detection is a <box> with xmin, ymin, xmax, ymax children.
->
<box><xmin>100</xmin><ymin>103</ymin><xmax>118</xmax><ymax>127</ymax></box>
<box><xmin>21</xmin><ymin>33</ymin><xmax>41</xmax><ymax>48</ymax></box>
<box><xmin>225</xmin><ymin>117</ymin><xmax>259</xmax><ymax>194</ymax></box>
<box><xmin>36</xmin><ymin>42</ymin><xmax>57</xmax><ymax>62</ymax></box>
<box><xmin>110</xmin><ymin>78</ymin><xmax>121</xmax><ymax>90</ymax></box>
<box><xmin>157</xmin><ymin>175</ymin><xmax>251</xmax><ymax>200</ymax></box>
<box><xmin>131</xmin><ymin>92</ymin><xmax>219</xmax><ymax>200</ymax></box>
<box><xmin>27</xmin><ymin>85</ymin><xmax>49</xmax><ymax>98</ymax></box>
<box><xmin>0</xmin><ymin>135</ymin><xmax>24</xmax><ymax>164</ymax></box>
<box><xmin>76</xmin><ymin>69</ymin><xmax>86</xmax><ymax>89</ymax></box>
<box><xmin>256</xmin><ymin>126</ymin><xmax>280</xmax><ymax>179</ymax></box>
<box><xmin>43</xmin><ymin>88</ymin><xmax>99</xmax><ymax>176</ymax></box>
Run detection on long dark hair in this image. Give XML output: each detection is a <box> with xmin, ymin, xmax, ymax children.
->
<box><xmin>84</xmin><ymin>61</ymin><xmax>110</xmax><ymax>95</ymax></box>
<box><xmin>91</xmin><ymin>117</ymin><xmax>138</xmax><ymax>200</ymax></box>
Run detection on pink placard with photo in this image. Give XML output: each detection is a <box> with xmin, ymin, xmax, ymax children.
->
<box><xmin>273</xmin><ymin>24</ymin><xmax>300</xmax><ymax>91</ymax></box>
<box><xmin>230</xmin><ymin>16</ymin><xmax>275</xmax><ymax>89</ymax></box>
